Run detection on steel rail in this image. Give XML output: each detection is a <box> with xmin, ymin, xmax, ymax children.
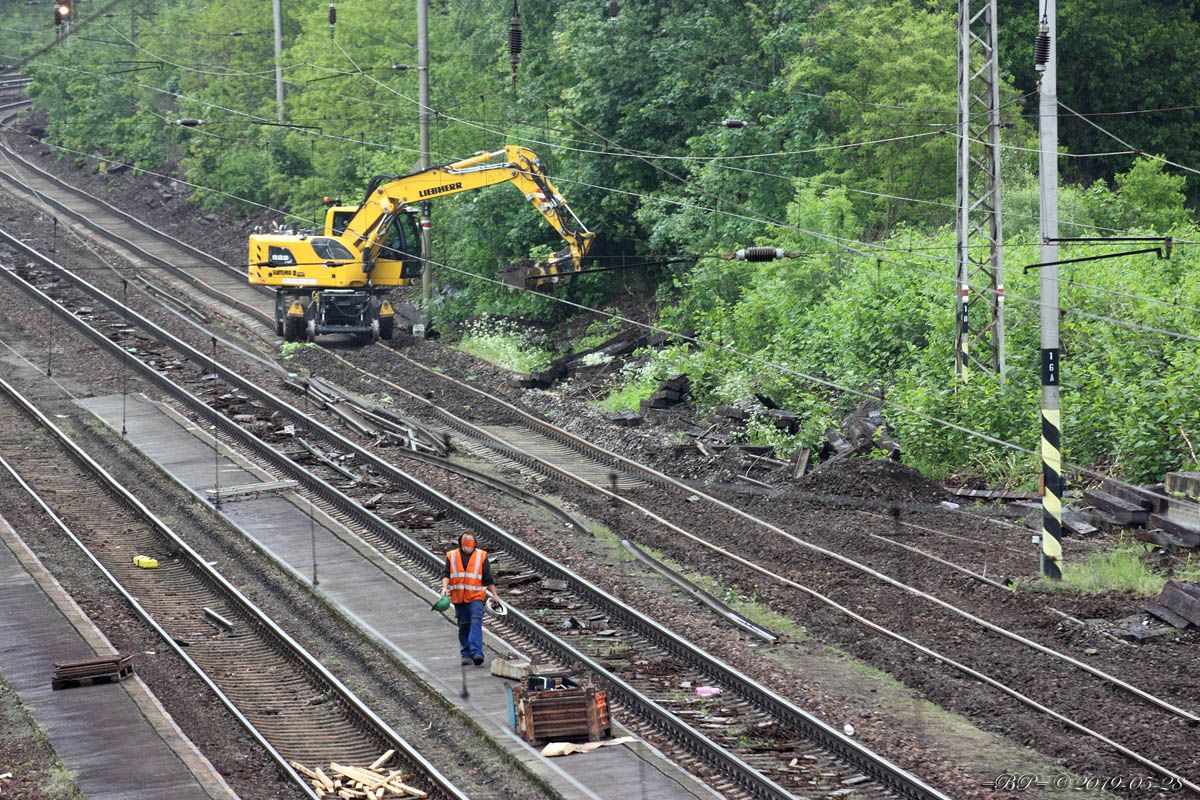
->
<box><xmin>370</xmin><ymin>345</ymin><xmax>1200</xmax><ymax>725</ymax></box>
<box><xmin>0</xmin><ymin>102</ymin><xmax>270</xmax><ymax>321</ymax></box>
<box><xmin>320</xmin><ymin>351</ymin><xmax>1200</xmax><ymax>791</ymax></box>
<box><xmin>0</xmin><ymin>233</ymin><xmax>939</xmax><ymax>800</ymax></box>
<box><xmin>0</xmin><ymin>108</ymin><xmax>1193</xmax><ymax>790</ymax></box>
<box><xmin>0</xmin><ymin>376</ymin><xmax>469</xmax><ymax>800</ymax></box>
<box><xmin>0</xmin><ymin>236</ymin><xmax>807</xmax><ymax>800</ymax></box>
<box><xmin>0</xmin><ymin>140</ymin><xmax>273</xmax><ymax>329</ymax></box>
<box><xmin>2</xmin><ymin>136</ymin><xmax>1191</xmax><ymax>793</ymax></box>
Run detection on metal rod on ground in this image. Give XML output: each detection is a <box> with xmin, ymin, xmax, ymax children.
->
<box><xmin>211</xmin><ymin>336</ymin><xmax>221</xmax><ymax>509</ymax></box>
<box><xmin>121</xmin><ymin>278</ymin><xmax>127</xmax><ymax>437</ymax></box>
<box><xmin>1037</xmin><ymin>0</ymin><xmax>1063</xmax><ymax>580</ymax></box>
<box><xmin>45</xmin><ymin>304</ymin><xmax>53</xmax><ymax>377</ymax></box>
<box><xmin>309</xmin><ymin>496</ymin><xmax>319</xmax><ymax>586</ymax></box>
<box><xmin>417</xmin><ymin>0</ymin><xmax>433</xmax><ymax>317</ymax></box>
<box><xmin>271</xmin><ymin>0</ymin><xmax>285</xmax><ymax>122</ymax></box>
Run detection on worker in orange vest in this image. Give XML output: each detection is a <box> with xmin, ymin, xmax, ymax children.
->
<box><xmin>440</xmin><ymin>531</ymin><xmax>500</xmax><ymax>666</ymax></box>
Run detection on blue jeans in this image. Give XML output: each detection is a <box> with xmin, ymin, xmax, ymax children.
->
<box><xmin>454</xmin><ymin>600</ymin><xmax>484</xmax><ymax>659</ymax></box>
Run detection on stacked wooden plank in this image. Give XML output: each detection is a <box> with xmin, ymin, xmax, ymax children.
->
<box><xmin>641</xmin><ymin>375</ymin><xmax>690</xmax><ymax>411</ymax></box>
<box><xmin>1072</xmin><ymin>478</ymin><xmax>1200</xmax><ymax>551</ymax></box>
<box><xmin>1144</xmin><ymin>581</ymin><xmax>1200</xmax><ymax>630</ymax></box>
<box><xmin>52</xmin><ymin>655</ymin><xmax>134</xmax><ymax>691</ymax></box>
<box><xmin>289</xmin><ymin>751</ymin><xmax>427</xmax><ymax>799</ymax></box>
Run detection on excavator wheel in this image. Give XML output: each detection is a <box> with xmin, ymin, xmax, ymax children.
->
<box><xmin>379</xmin><ymin>317</ymin><xmax>395</xmax><ymax>341</ymax></box>
<box><xmin>306</xmin><ymin>319</ymin><xmax>318</xmax><ymax>343</ymax></box>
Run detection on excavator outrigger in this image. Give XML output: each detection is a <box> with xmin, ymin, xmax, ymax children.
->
<box><xmin>248</xmin><ymin>145</ymin><xmax>594</xmax><ymax>343</ymax></box>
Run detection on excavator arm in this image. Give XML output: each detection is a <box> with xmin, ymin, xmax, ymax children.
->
<box><xmin>342</xmin><ymin>145</ymin><xmax>594</xmax><ymax>286</ymax></box>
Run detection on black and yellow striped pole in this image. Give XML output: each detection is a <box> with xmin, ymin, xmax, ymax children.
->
<box><xmin>1041</xmin><ymin>370</ymin><xmax>1063</xmax><ymax>579</ymax></box>
<box><xmin>1036</xmin><ymin>0</ymin><xmax>1063</xmax><ymax>580</ymax></box>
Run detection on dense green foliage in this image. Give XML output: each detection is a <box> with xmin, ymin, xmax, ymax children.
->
<box><xmin>12</xmin><ymin>0</ymin><xmax>1200</xmax><ymax>483</ymax></box>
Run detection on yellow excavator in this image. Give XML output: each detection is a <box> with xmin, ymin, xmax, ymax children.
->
<box><xmin>247</xmin><ymin>146</ymin><xmax>594</xmax><ymax>343</ymax></box>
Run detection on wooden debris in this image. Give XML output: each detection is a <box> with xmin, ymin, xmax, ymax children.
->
<box><xmin>289</xmin><ymin>757</ymin><xmax>426</xmax><ymax>799</ymax></box>
<box><xmin>1143</xmin><ymin>600</ymin><xmax>1191</xmax><ymax>629</ymax></box>
<box><xmin>1081</xmin><ymin>488</ymin><xmax>1150</xmax><ymax>526</ymax></box>
<box><xmin>1157</xmin><ymin>580</ymin><xmax>1200</xmax><ymax>627</ymax></box>
<box><xmin>1061</xmin><ymin>506</ymin><xmax>1100</xmax><ymax>537</ymax></box>
<box><xmin>1148</xmin><ymin>514</ymin><xmax>1200</xmax><ymax>548</ymax></box>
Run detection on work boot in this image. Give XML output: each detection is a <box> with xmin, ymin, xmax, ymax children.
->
<box><xmin>461</xmin><ymin>657</ymin><xmax>472</xmax><ymax>665</ymax></box>
<box><xmin>472</xmin><ymin>655</ymin><xmax>484</xmax><ymax>666</ymax></box>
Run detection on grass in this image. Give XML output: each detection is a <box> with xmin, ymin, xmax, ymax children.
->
<box><xmin>652</xmin><ymin>555</ymin><xmax>809</xmax><ymax>641</ymax></box>
<box><xmin>597</xmin><ymin>373</ymin><xmax>659</xmax><ymax>412</ymax></box>
<box><xmin>455</xmin><ymin>318</ymin><xmax>552</xmax><ymax>375</ymax></box>
<box><xmin>0</xmin><ymin>676</ymin><xmax>83</xmax><ymax>800</ymax></box>
<box><xmin>1056</xmin><ymin>537</ymin><xmax>1200</xmax><ymax>595</ymax></box>
<box><xmin>279</xmin><ymin>341</ymin><xmax>318</xmax><ymax>359</ymax></box>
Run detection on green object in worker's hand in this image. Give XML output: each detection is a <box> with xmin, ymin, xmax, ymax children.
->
<box><xmin>431</xmin><ymin>594</ymin><xmax>451</xmax><ymax>612</ymax></box>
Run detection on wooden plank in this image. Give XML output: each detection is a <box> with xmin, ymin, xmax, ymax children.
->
<box><xmin>1149</xmin><ymin>514</ymin><xmax>1200</xmax><ymax>548</ymax></box>
<box><xmin>950</xmin><ymin>487</ymin><xmax>1040</xmax><ymax>500</ymax></box>
<box><xmin>1134</xmin><ymin>528</ymin><xmax>1191</xmax><ymax>551</ymax></box>
<box><xmin>1062</xmin><ymin>506</ymin><xmax>1099</xmax><ymax>537</ymax></box>
<box><xmin>367</xmin><ymin>751</ymin><xmax>395</xmax><ymax>771</ymax></box>
<box><xmin>791</xmin><ymin>447</ymin><xmax>810</xmax><ymax>480</ymax></box>
<box><xmin>1082</xmin><ymin>489</ymin><xmax>1149</xmax><ymax>526</ymax></box>
<box><xmin>1157</xmin><ymin>581</ymin><xmax>1200</xmax><ymax>627</ymax></box>
<box><xmin>1143</xmin><ymin>600</ymin><xmax>1191</xmax><ymax>629</ymax></box>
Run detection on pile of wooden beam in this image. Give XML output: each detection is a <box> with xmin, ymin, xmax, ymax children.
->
<box><xmin>1070</xmin><ymin>478</ymin><xmax>1200</xmax><ymax>551</ymax></box>
<box><xmin>641</xmin><ymin>374</ymin><xmax>690</xmax><ymax>411</ymax></box>
<box><xmin>289</xmin><ymin>751</ymin><xmax>427</xmax><ymax>799</ymax></box>
<box><xmin>1144</xmin><ymin>580</ymin><xmax>1200</xmax><ymax>631</ymax></box>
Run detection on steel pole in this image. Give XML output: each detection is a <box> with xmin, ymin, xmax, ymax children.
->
<box><xmin>271</xmin><ymin>0</ymin><xmax>285</xmax><ymax>122</ymax></box>
<box><xmin>417</xmin><ymin>0</ymin><xmax>433</xmax><ymax>313</ymax></box>
<box><xmin>1037</xmin><ymin>0</ymin><xmax>1063</xmax><ymax>580</ymax></box>
<box><xmin>955</xmin><ymin>0</ymin><xmax>971</xmax><ymax>381</ymax></box>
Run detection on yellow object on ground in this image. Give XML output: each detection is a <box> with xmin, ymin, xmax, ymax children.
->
<box><xmin>132</xmin><ymin>555</ymin><xmax>159</xmax><ymax>569</ymax></box>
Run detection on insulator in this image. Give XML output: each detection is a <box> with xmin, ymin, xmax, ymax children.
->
<box><xmin>508</xmin><ymin>16</ymin><xmax>523</xmax><ymax>65</ymax></box>
<box><xmin>229</xmin><ymin>30</ymin><xmax>245</xmax><ymax>36</ymax></box>
<box><xmin>608</xmin><ymin>0</ymin><xmax>618</xmax><ymax>21</ymax></box>
<box><xmin>328</xmin><ymin>1</ymin><xmax>336</xmax><ymax>36</ymax></box>
<box><xmin>176</xmin><ymin>118</ymin><xmax>204</xmax><ymax>127</ymax></box>
<box><xmin>736</xmin><ymin>247</ymin><xmax>785</xmax><ymax>262</ymax></box>
<box><xmin>391</xmin><ymin>64</ymin><xmax>410</xmax><ymax>71</ymax></box>
<box><xmin>1034</xmin><ymin>24</ymin><xmax>1050</xmax><ymax>67</ymax></box>
<box><xmin>720</xmin><ymin>119</ymin><xmax>748</xmax><ymax>128</ymax></box>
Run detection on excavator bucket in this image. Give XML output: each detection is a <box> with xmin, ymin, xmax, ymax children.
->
<box><xmin>498</xmin><ymin>260</ymin><xmax>534</xmax><ymax>289</ymax></box>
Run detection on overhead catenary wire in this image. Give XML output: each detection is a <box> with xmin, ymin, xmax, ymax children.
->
<box><xmin>1058</xmin><ymin>99</ymin><xmax>1200</xmax><ymax>178</ymax></box>
<box><xmin>5</xmin><ymin>87</ymin><xmax>1196</xmax><ymax>531</ymax></box>
<box><xmin>12</xmin><ymin>63</ymin><xmax>1200</xmax><ymax>342</ymax></box>
<box><xmin>17</xmin><ymin>37</ymin><xmax>1200</xmax><ymax>329</ymax></box>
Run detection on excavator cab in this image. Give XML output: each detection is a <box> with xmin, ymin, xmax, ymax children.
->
<box><xmin>323</xmin><ymin>204</ymin><xmax>422</xmax><ymax>284</ymax></box>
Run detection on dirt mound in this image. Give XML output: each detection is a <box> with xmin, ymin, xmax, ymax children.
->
<box><xmin>795</xmin><ymin>457</ymin><xmax>947</xmax><ymax>504</ymax></box>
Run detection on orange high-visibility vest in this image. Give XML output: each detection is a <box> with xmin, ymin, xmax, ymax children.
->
<box><xmin>446</xmin><ymin>548</ymin><xmax>488</xmax><ymax>604</ymax></box>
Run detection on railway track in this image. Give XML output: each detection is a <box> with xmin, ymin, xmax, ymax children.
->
<box><xmin>2</xmin><ymin>96</ymin><xmax>1198</xmax><ymax>796</ymax></box>
<box><xmin>0</xmin><ymin>227</ymin><xmax>945</xmax><ymax>799</ymax></box>
<box><xmin>340</xmin><ymin>346</ymin><xmax>1200</xmax><ymax>793</ymax></box>
<box><xmin>0</xmin><ymin>375</ymin><xmax>467</xmax><ymax>800</ymax></box>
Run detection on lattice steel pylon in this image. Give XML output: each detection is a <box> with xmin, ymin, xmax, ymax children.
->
<box><xmin>955</xmin><ymin>0</ymin><xmax>1005</xmax><ymax>381</ymax></box>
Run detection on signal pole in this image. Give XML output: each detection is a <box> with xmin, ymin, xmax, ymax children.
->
<box><xmin>271</xmin><ymin>0</ymin><xmax>285</xmax><ymax>121</ymax></box>
<box><xmin>417</xmin><ymin>0</ymin><xmax>433</xmax><ymax>314</ymax></box>
<box><xmin>1036</xmin><ymin>0</ymin><xmax>1063</xmax><ymax>580</ymax></box>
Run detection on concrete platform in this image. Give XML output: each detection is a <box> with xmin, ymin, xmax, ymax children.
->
<box><xmin>0</xmin><ymin>514</ymin><xmax>237</xmax><ymax>800</ymax></box>
<box><xmin>79</xmin><ymin>393</ymin><xmax>717</xmax><ymax>800</ymax></box>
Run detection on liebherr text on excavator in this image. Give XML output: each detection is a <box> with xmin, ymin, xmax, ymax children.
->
<box><xmin>247</xmin><ymin>145</ymin><xmax>594</xmax><ymax>343</ymax></box>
